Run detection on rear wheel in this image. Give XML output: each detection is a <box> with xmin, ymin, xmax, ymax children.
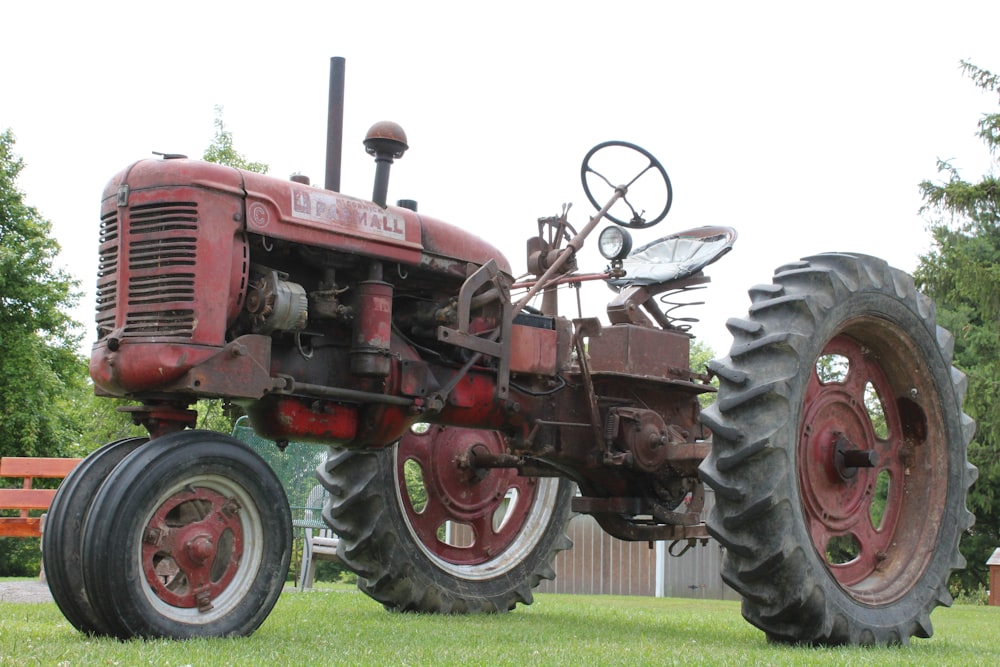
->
<box><xmin>81</xmin><ymin>431</ymin><xmax>291</xmax><ymax>639</ymax></box>
<box><xmin>319</xmin><ymin>425</ymin><xmax>573</xmax><ymax>613</ymax></box>
<box><xmin>699</xmin><ymin>253</ymin><xmax>977</xmax><ymax>645</ymax></box>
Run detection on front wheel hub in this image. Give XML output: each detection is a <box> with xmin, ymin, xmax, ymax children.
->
<box><xmin>141</xmin><ymin>486</ymin><xmax>244</xmax><ymax>610</ymax></box>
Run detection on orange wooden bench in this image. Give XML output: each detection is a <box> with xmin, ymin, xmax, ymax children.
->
<box><xmin>0</xmin><ymin>457</ymin><xmax>82</xmax><ymax>538</ymax></box>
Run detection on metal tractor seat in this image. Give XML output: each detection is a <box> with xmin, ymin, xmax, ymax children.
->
<box><xmin>606</xmin><ymin>225</ymin><xmax>737</xmax><ymax>329</ymax></box>
<box><xmin>609</xmin><ymin>226</ymin><xmax>737</xmax><ymax>288</ymax></box>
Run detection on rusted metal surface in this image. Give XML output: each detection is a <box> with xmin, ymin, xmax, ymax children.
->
<box><xmin>244</xmin><ymin>171</ymin><xmax>424</xmax><ymax>263</ymax></box>
<box><xmin>247</xmin><ymin>395</ymin><xmax>360</xmax><ymax>445</ymax></box>
<box><xmin>592</xmin><ymin>510</ymin><xmax>711</xmax><ymax>542</ymax></box>
<box><xmin>364</xmin><ymin>121</ymin><xmax>408</xmax><ymax>207</ymax></box>
<box><xmin>118</xmin><ymin>404</ymin><xmax>197</xmax><ymax>439</ymax></box>
<box><xmin>664</xmin><ymin>441</ymin><xmax>711</xmax><ymax>477</ymax></box>
<box><xmin>509</xmin><ymin>324</ymin><xmax>557</xmax><ymax>375</ymax></box>
<box><xmin>572</xmin><ymin>496</ymin><xmax>644</xmax><ymax>515</ymax></box>
<box><xmin>396</xmin><ymin>426</ymin><xmax>539</xmax><ymax>565</ymax></box>
<box><xmin>90</xmin><ymin>89</ymin><xmax>722</xmax><ymax>580</ymax></box>
<box><xmin>798</xmin><ymin>327</ymin><xmax>942</xmax><ymax>594</ymax></box>
<box><xmin>587</xmin><ymin>324</ymin><xmax>691</xmax><ymax>384</ymax></box>
<box><xmin>351</xmin><ymin>280</ymin><xmax>394</xmax><ymax>376</ymax></box>
<box><xmin>607</xmin><ymin>407</ymin><xmax>672</xmax><ymax>473</ymax></box>
<box><xmin>170</xmin><ymin>336</ymin><xmax>276</xmax><ymax>399</ymax></box>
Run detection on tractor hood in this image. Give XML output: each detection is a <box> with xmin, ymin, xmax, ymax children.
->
<box><xmin>102</xmin><ymin>158</ymin><xmax>512</xmax><ymax>280</ymax></box>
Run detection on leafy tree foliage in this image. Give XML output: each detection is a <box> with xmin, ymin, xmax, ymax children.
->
<box><xmin>914</xmin><ymin>61</ymin><xmax>1000</xmax><ymax>593</ymax></box>
<box><xmin>690</xmin><ymin>339</ymin><xmax>718</xmax><ymax>408</ymax></box>
<box><xmin>0</xmin><ymin>130</ymin><xmax>84</xmax><ymax>458</ymax></box>
<box><xmin>0</xmin><ymin>130</ymin><xmax>93</xmax><ymax>575</ymax></box>
<box><xmin>203</xmin><ymin>106</ymin><xmax>269</xmax><ymax>174</ymax></box>
<box><xmin>195</xmin><ymin>106</ymin><xmax>273</xmax><ymax>433</ymax></box>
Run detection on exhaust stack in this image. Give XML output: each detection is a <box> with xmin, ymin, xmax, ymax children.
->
<box><xmin>325</xmin><ymin>56</ymin><xmax>345</xmax><ymax>192</ymax></box>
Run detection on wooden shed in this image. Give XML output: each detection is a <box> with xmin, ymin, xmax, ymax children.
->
<box><xmin>536</xmin><ymin>489</ymin><xmax>740</xmax><ymax>601</ymax></box>
<box><xmin>988</xmin><ymin>548</ymin><xmax>1000</xmax><ymax>606</ymax></box>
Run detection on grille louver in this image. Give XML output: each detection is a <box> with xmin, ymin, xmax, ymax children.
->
<box><xmin>95</xmin><ymin>210</ymin><xmax>119</xmax><ymax>338</ymax></box>
<box><xmin>96</xmin><ymin>201</ymin><xmax>200</xmax><ymax>340</ymax></box>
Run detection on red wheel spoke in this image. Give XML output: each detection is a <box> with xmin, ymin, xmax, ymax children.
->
<box><xmin>467</xmin><ymin>513</ymin><xmax>496</xmax><ymax>553</ymax></box>
<box><xmin>833</xmin><ymin>519</ymin><xmax>888</xmax><ymax>586</ymax></box>
<box><xmin>398</xmin><ymin>430</ymin><xmax>433</xmax><ymax>466</ymax></box>
<box><xmin>141</xmin><ymin>486</ymin><xmax>244</xmax><ymax>609</ymax></box>
<box><xmin>800</xmin><ymin>332</ymin><xmax>926</xmax><ymax>587</ymax></box>
<box><xmin>395</xmin><ymin>426</ymin><xmax>539</xmax><ymax>566</ymax></box>
<box><xmin>407</xmin><ymin>494</ymin><xmax>450</xmax><ymax>544</ymax></box>
<box><xmin>839</xmin><ymin>350</ymin><xmax>870</xmax><ymax>398</ymax></box>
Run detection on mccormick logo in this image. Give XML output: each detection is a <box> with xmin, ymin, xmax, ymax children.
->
<box><xmin>291</xmin><ymin>188</ymin><xmax>406</xmax><ymax>241</ymax></box>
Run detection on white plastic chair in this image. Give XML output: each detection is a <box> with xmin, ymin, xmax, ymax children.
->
<box><xmin>295</xmin><ymin>485</ymin><xmax>340</xmax><ymax>590</ymax></box>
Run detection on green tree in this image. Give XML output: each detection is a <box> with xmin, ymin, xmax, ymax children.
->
<box><xmin>914</xmin><ymin>60</ymin><xmax>1000</xmax><ymax>594</ymax></box>
<box><xmin>203</xmin><ymin>106</ymin><xmax>269</xmax><ymax>174</ymax></box>
<box><xmin>64</xmin><ymin>385</ymin><xmax>148</xmax><ymax>447</ymax></box>
<box><xmin>0</xmin><ymin>129</ymin><xmax>85</xmax><ymax>458</ymax></box>
<box><xmin>690</xmin><ymin>339</ymin><xmax>717</xmax><ymax>408</ymax></box>
<box><xmin>0</xmin><ymin>130</ymin><xmax>91</xmax><ymax>576</ymax></box>
<box><xmin>198</xmin><ymin>106</ymin><xmax>271</xmax><ymax>433</ymax></box>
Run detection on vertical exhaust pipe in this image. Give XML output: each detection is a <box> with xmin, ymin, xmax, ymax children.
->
<box><xmin>325</xmin><ymin>56</ymin><xmax>346</xmax><ymax>192</ymax></box>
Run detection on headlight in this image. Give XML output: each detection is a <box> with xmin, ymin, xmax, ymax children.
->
<box><xmin>598</xmin><ymin>226</ymin><xmax>633</xmax><ymax>261</ymax></box>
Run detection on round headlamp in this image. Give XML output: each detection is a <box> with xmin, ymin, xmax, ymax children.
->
<box><xmin>598</xmin><ymin>226</ymin><xmax>633</xmax><ymax>261</ymax></box>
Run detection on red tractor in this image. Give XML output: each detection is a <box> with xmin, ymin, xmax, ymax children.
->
<box><xmin>44</xmin><ymin>59</ymin><xmax>976</xmax><ymax>645</ymax></box>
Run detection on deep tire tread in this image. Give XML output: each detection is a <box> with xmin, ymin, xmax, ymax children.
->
<box><xmin>317</xmin><ymin>444</ymin><xmax>573</xmax><ymax>614</ymax></box>
<box><xmin>699</xmin><ymin>252</ymin><xmax>976</xmax><ymax>646</ymax></box>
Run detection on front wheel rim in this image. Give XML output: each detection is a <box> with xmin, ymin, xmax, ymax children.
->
<box><xmin>139</xmin><ymin>474</ymin><xmax>264</xmax><ymax>624</ymax></box>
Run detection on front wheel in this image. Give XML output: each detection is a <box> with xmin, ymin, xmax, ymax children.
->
<box><xmin>43</xmin><ymin>437</ymin><xmax>147</xmax><ymax>636</ymax></box>
<box><xmin>318</xmin><ymin>425</ymin><xmax>574</xmax><ymax>613</ymax></box>
<box><xmin>81</xmin><ymin>431</ymin><xmax>292</xmax><ymax>639</ymax></box>
<box><xmin>699</xmin><ymin>253</ymin><xmax>977</xmax><ymax>645</ymax></box>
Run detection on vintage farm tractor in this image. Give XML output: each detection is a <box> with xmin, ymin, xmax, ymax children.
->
<box><xmin>43</xmin><ymin>59</ymin><xmax>976</xmax><ymax>645</ymax></box>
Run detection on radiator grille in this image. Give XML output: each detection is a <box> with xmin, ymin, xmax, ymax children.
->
<box><xmin>95</xmin><ymin>210</ymin><xmax>119</xmax><ymax>337</ymax></box>
<box><xmin>96</xmin><ymin>201</ymin><xmax>199</xmax><ymax>340</ymax></box>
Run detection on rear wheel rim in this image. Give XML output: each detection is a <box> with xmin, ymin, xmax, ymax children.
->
<box><xmin>394</xmin><ymin>425</ymin><xmax>560</xmax><ymax>578</ymax></box>
<box><xmin>798</xmin><ymin>319</ymin><xmax>947</xmax><ymax>603</ymax></box>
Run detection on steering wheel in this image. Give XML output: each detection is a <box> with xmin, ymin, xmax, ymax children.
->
<box><xmin>580</xmin><ymin>141</ymin><xmax>673</xmax><ymax>229</ymax></box>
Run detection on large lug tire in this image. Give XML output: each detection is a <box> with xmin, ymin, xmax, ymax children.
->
<box><xmin>43</xmin><ymin>437</ymin><xmax>147</xmax><ymax>636</ymax></box>
<box><xmin>318</xmin><ymin>425</ymin><xmax>574</xmax><ymax>613</ymax></box>
<box><xmin>81</xmin><ymin>431</ymin><xmax>292</xmax><ymax>639</ymax></box>
<box><xmin>699</xmin><ymin>253</ymin><xmax>977</xmax><ymax>646</ymax></box>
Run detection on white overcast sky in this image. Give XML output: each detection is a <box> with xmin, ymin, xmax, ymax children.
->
<box><xmin>4</xmin><ymin>1</ymin><xmax>999</xmax><ymax>356</ymax></box>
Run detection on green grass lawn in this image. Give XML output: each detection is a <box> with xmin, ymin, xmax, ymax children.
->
<box><xmin>1</xmin><ymin>582</ymin><xmax>998</xmax><ymax>666</ymax></box>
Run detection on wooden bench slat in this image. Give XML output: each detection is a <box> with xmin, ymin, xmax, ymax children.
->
<box><xmin>0</xmin><ymin>488</ymin><xmax>58</xmax><ymax>510</ymax></box>
<box><xmin>0</xmin><ymin>457</ymin><xmax>82</xmax><ymax>478</ymax></box>
<box><xmin>0</xmin><ymin>456</ymin><xmax>84</xmax><ymax>545</ymax></box>
<box><xmin>0</xmin><ymin>517</ymin><xmax>43</xmax><ymax>538</ymax></box>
